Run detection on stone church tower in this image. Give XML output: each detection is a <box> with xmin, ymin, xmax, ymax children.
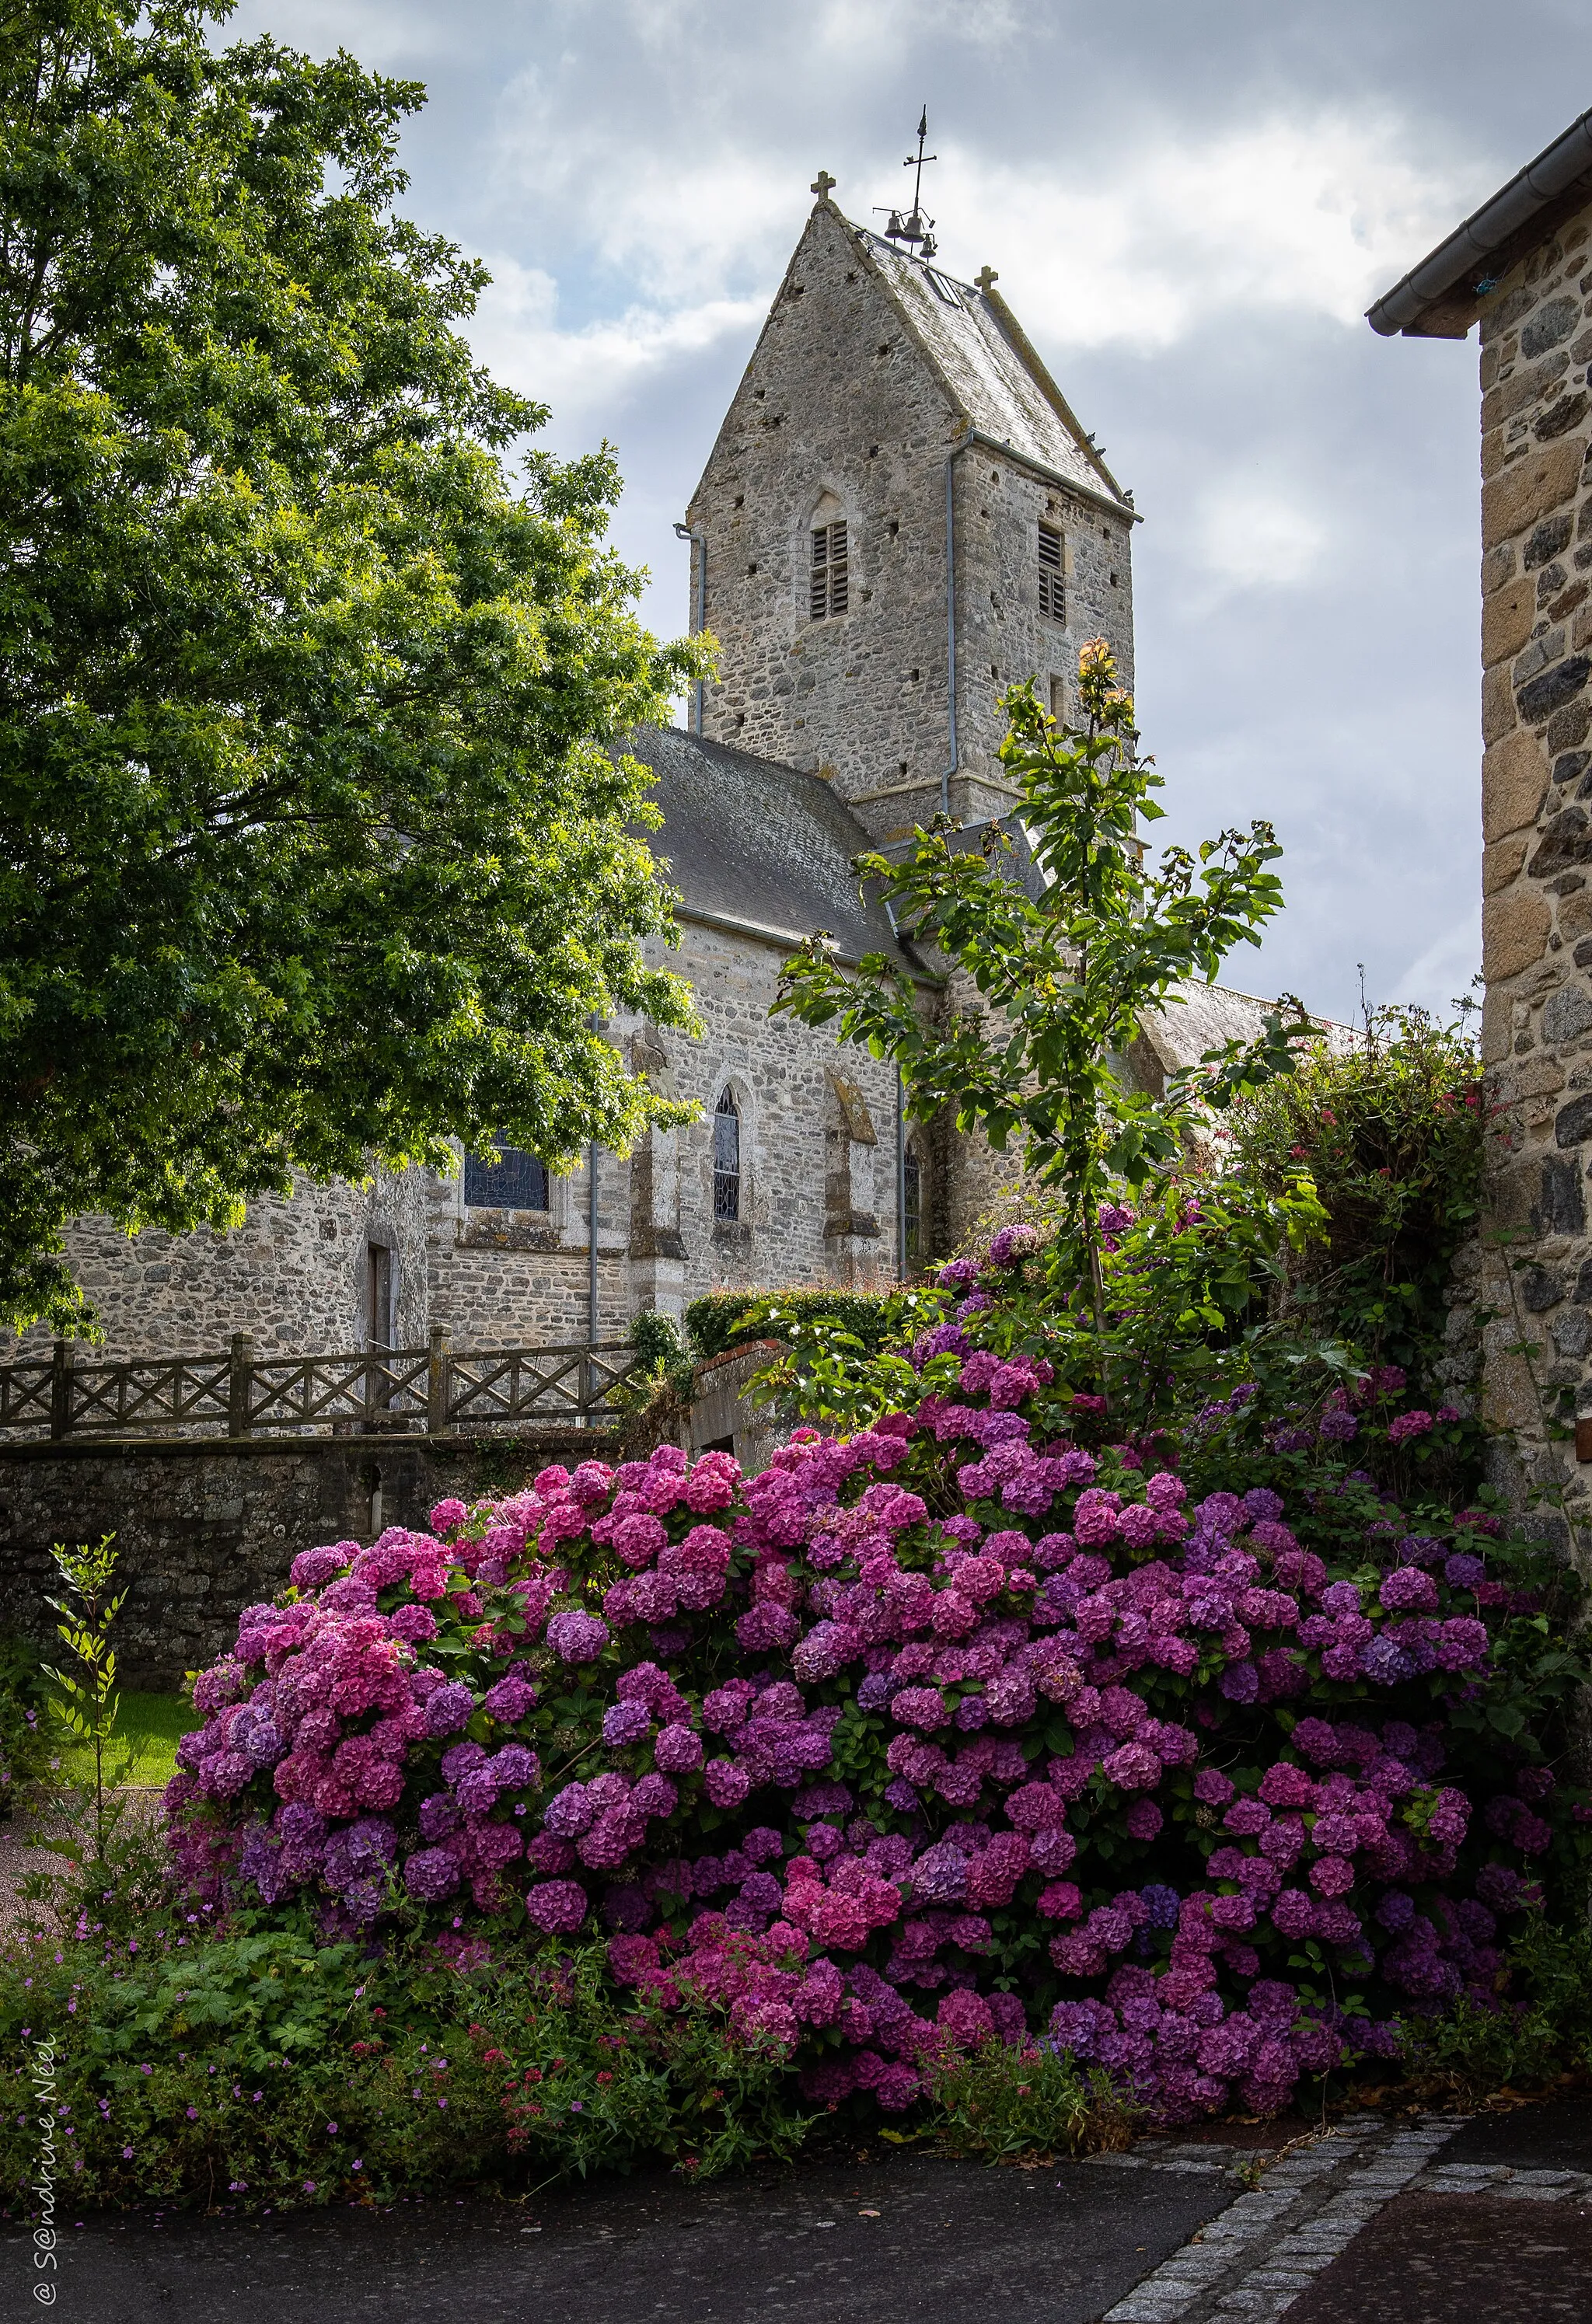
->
<box><xmin>683</xmin><ymin>180</ymin><xmax>1138</xmax><ymax>839</ymax></box>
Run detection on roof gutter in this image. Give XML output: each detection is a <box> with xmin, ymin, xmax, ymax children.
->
<box><xmin>672</xmin><ymin>522</ymin><xmax>707</xmax><ymax>732</ymax></box>
<box><xmin>943</xmin><ymin>444</ymin><xmax>965</xmax><ymax>817</ymax></box>
<box><xmin>1367</xmin><ymin>108</ymin><xmax>1592</xmax><ymax>337</ymax></box>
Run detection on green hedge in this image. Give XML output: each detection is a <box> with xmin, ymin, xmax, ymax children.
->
<box><xmin>684</xmin><ymin>1289</ymin><xmax>902</xmax><ymax>1363</ymax></box>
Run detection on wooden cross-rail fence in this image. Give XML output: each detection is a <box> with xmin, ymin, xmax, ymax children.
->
<box><xmin>0</xmin><ymin>1335</ymin><xmax>644</xmax><ymax>1443</ymax></box>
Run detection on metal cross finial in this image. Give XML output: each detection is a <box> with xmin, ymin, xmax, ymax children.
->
<box><xmin>903</xmin><ymin>107</ymin><xmax>937</xmax><ymax>215</ymax></box>
<box><xmin>811</xmin><ymin>169</ymin><xmax>836</xmax><ymax>198</ymax></box>
<box><xmin>975</xmin><ymin>265</ymin><xmax>998</xmax><ymax>295</ymax></box>
<box><xmin>875</xmin><ymin>108</ymin><xmax>939</xmax><ymax>253</ymax></box>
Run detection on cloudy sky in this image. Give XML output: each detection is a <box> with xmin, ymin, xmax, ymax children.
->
<box><xmin>233</xmin><ymin>0</ymin><xmax>1592</xmax><ymax>1024</ymax></box>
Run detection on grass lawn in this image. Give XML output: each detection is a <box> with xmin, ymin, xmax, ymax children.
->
<box><xmin>54</xmin><ymin>1691</ymin><xmax>191</xmax><ymax>1787</ymax></box>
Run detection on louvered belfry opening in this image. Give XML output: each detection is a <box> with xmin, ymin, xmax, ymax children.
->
<box><xmin>810</xmin><ymin>518</ymin><xmax>849</xmax><ymax>619</ymax></box>
<box><xmin>1038</xmin><ymin>521</ymin><xmax>1064</xmax><ymax>622</ymax></box>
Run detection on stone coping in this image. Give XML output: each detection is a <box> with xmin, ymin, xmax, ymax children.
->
<box><xmin>0</xmin><ymin>1427</ymin><xmax>622</xmax><ymax>1465</ymax></box>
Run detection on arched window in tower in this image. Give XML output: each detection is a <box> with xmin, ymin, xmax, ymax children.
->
<box><xmin>713</xmin><ymin>1088</ymin><xmax>742</xmax><ymax>1220</ymax></box>
<box><xmin>810</xmin><ymin>517</ymin><xmax>849</xmax><ymax>618</ymax></box>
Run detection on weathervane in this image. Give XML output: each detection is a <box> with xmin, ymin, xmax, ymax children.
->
<box><xmin>875</xmin><ymin>107</ymin><xmax>937</xmax><ymax>256</ymax></box>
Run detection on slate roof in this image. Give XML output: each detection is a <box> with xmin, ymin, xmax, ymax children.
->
<box><xmin>626</xmin><ymin>726</ymin><xmax>917</xmax><ymax>967</ymax></box>
<box><xmin>855</xmin><ymin>226</ymin><xmax>1132</xmax><ymax>511</ymax></box>
<box><xmin>628</xmin><ymin>735</ymin><xmax>1346</xmax><ymax>1048</ymax></box>
<box><xmin>1139</xmin><ymin>982</ymin><xmax>1358</xmax><ymax>1073</ymax></box>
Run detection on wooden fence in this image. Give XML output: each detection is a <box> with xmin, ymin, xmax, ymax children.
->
<box><xmin>0</xmin><ymin>1334</ymin><xmax>643</xmax><ymax>1441</ymax></box>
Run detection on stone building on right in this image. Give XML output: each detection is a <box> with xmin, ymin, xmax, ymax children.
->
<box><xmin>1370</xmin><ymin>106</ymin><xmax>1592</xmax><ymax>1547</ymax></box>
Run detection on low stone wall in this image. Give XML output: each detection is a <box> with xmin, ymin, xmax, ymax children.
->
<box><xmin>0</xmin><ymin>1429</ymin><xmax>613</xmax><ymax>1689</ymax></box>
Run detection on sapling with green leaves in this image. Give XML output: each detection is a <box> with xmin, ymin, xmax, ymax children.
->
<box><xmin>774</xmin><ymin>640</ymin><xmax>1314</xmax><ymax>1398</ymax></box>
<box><xmin>41</xmin><ymin>1533</ymin><xmax>126</xmax><ymax>1854</ymax></box>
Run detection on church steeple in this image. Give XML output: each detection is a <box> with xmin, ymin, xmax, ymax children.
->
<box><xmin>683</xmin><ymin>183</ymin><xmax>1136</xmax><ymax>840</ymax></box>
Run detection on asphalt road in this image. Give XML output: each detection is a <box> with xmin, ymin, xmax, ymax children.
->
<box><xmin>9</xmin><ymin>2143</ymin><xmax>1238</xmax><ymax>2324</ymax></box>
<box><xmin>12</xmin><ymin>2100</ymin><xmax>1590</xmax><ymax>2324</ymax></box>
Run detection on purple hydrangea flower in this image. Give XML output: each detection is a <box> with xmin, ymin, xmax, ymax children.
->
<box><xmin>546</xmin><ymin>1610</ymin><xmax>610</xmax><ymax>1665</ymax></box>
<box><xmin>424</xmin><ymin>1682</ymin><xmax>476</xmax><ymax>1739</ymax></box>
<box><xmin>402</xmin><ymin>1848</ymin><xmax>461</xmax><ymax>1902</ymax></box>
<box><xmin>524</xmin><ymin>1879</ymin><xmax>589</xmax><ymax>1935</ymax></box>
<box><xmin>603</xmin><ymin>1701</ymin><xmax>652</xmax><ymax>1747</ymax></box>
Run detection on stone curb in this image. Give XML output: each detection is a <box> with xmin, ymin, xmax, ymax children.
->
<box><xmin>1101</xmin><ymin>2116</ymin><xmax>1460</xmax><ymax>2324</ymax></box>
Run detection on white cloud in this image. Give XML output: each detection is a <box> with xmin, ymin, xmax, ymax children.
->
<box><xmin>912</xmin><ymin>112</ymin><xmax>1476</xmax><ymax>351</ymax></box>
<box><xmin>1391</xmin><ymin>913</ymin><xmax>1483</xmax><ymax>1019</ymax></box>
<box><xmin>466</xmin><ymin>256</ymin><xmax>764</xmax><ymax>424</ymax></box>
<box><xmin>1192</xmin><ymin>481</ymin><xmax>1332</xmax><ymax>596</ymax></box>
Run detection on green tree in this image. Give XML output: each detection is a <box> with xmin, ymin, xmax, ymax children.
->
<box><xmin>774</xmin><ymin>641</ymin><xmax>1308</xmax><ymax>1358</ymax></box>
<box><xmin>0</xmin><ymin>1</ymin><xmax>703</xmax><ymax>1334</ymax></box>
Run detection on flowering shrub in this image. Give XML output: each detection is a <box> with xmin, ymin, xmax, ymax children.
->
<box><xmin>1227</xmin><ymin>1005</ymin><xmax>1483</xmax><ymax>1387</ymax></box>
<box><xmin>166</xmin><ymin>1256</ymin><xmax>1590</xmax><ymax>2131</ymax></box>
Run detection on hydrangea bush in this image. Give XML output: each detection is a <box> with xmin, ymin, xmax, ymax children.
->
<box><xmin>167</xmin><ymin>1238</ymin><xmax>1590</xmax><ymax>2128</ymax></box>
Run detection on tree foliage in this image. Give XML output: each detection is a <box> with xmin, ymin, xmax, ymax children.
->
<box><xmin>0</xmin><ymin>1</ymin><xmax>703</xmax><ymax>1332</ymax></box>
<box><xmin>773</xmin><ymin>642</ymin><xmax>1308</xmax><ymax>1300</ymax></box>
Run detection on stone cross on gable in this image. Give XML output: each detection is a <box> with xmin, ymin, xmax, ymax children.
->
<box><xmin>975</xmin><ymin>266</ymin><xmax>999</xmax><ymax>295</ymax></box>
<box><xmin>811</xmin><ymin>170</ymin><xmax>836</xmax><ymax>199</ymax></box>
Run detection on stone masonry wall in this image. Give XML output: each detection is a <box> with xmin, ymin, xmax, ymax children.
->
<box><xmin>0</xmin><ymin>1431</ymin><xmax>606</xmax><ymax>1689</ymax></box>
<box><xmin>18</xmin><ymin>1163</ymin><xmax>433</xmax><ymax>1363</ymax></box>
<box><xmin>687</xmin><ymin>197</ymin><xmax>1134</xmax><ymax>844</ymax></box>
<box><xmin>1476</xmin><ymin>194</ymin><xmax>1592</xmax><ymax>1558</ymax></box>
<box><xmin>420</xmin><ymin>916</ymin><xmax>921</xmax><ymax>1344</ymax></box>
<box><xmin>5</xmin><ymin>912</ymin><xmax>938</xmax><ymax>1370</ymax></box>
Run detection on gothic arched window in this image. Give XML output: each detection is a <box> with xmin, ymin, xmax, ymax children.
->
<box><xmin>463</xmin><ymin>1145</ymin><xmax>549</xmax><ymax>1211</ymax></box>
<box><xmin>713</xmin><ymin>1088</ymin><xmax>742</xmax><ymax>1220</ymax></box>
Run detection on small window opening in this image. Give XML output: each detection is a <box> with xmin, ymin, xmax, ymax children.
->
<box><xmin>925</xmin><ymin>267</ymin><xmax>963</xmax><ymax>308</ymax></box>
<box><xmin>713</xmin><ymin>1089</ymin><xmax>742</xmax><ymax>1221</ymax></box>
<box><xmin>366</xmin><ymin>1241</ymin><xmax>393</xmax><ymax>1350</ymax></box>
<box><xmin>1049</xmin><ymin>675</ymin><xmax>1068</xmax><ymax>725</ymax></box>
<box><xmin>888</xmin><ymin>519</ymin><xmax>900</xmax><ymax>537</ymax></box>
<box><xmin>463</xmin><ymin>1146</ymin><xmax>549</xmax><ymax>1211</ymax></box>
<box><xmin>811</xmin><ymin>520</ymin><xmax>849</xmax><ymax>619</ymax></box>
<box><xmin>1039</xmin><ymin>522</ymin><xmax>1065</xmax><ymax>622</ymax></box>
<box><xmin>904</xmin><ymin>1148</ymin><xmax>924</xmax><ymax>1265</ymax></box>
